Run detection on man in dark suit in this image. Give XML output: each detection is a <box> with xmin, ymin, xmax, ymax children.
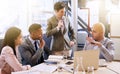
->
<box><xmin>46</xmin><ymin>2</ymin><xmax>76</xmax><ymax>55</ymax></box>
<box><xmin>19</xmin><ymin>23</ymin><xmax>45</xmax><ymax>66</ymax></box>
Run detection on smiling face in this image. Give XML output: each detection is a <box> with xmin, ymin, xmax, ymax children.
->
<box><xmin>29</xmin><ymin>24</ymin><xmax>42</xmax><ymax>40</ymax></box>
<box><xmin>32</xmin><ymin>28</ymin><xmax>43</xmax><ymax>40</ymax></box>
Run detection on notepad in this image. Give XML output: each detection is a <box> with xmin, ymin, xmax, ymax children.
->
<box><xmin>48</xmin><ymin>55</ymin><xmax>63</xmax><ymax>59</ymax></box>
<box><xmin>46</xmin><ymin>55</ymin><xmax>63</xmax><ymax>63</ymax></box>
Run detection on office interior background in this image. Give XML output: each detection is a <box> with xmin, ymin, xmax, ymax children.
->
<box><xmin>0</xmin><ymin>0</ymin><xmax>120</xmax><ymax>58</ymax></box>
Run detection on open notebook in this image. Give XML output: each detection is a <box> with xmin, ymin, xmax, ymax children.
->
<box><xmin>74</xmin><ymin>49</ymin><xmax>99</xmax><ymax>71</ymax></box>
<box><xmin>44</xmin><ymin>55</ymin><xmax>64</xmax><ymax>64</ymax></box>
<box><xmin>12</xmin><ymin>63</ymin><xmax>57</xmax><ymax>74</ymax></box>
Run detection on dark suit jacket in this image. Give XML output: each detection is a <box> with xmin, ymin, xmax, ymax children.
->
<box><xmin>19</xmin><ymin>36</ymin><xmax>44</xmax><ymax>67</ymax></box>
<box><xmin>46</xmin><ymin>15</ymin><xmax>76</xmax><ymax>52</ymax></box>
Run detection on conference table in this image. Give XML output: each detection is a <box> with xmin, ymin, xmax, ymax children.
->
<box><xmin>12</xmin><ymin>58</ymin><xmax>120</xmax><ymax>74</ymax></box>
<box><xmin>50</xmin><ymin>60</ymin><xmax>120</xmax><ymax>74</ymax></box>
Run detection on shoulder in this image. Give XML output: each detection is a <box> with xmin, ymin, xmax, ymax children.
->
<box><xmin>104</xmin><ymin>38</ymin><xmax>114</xmax><ymax>45</ymax></box>
<box><xmin>105</xmin><ymin>38</ymin><xmax>113</xmax><ymax>43</ymax></box>
<box><xmin>21</xmin><ymin>36</ymin><xmax>31</xmax><ymax>45</ymax></box>
<box><xmin>19</xmin><ymin>37</ymin><xmax>32</xmax><ymax>50</ymax></box>
<box><xmin>1</xmin><ymin>46</ymin><xmax>14</xmax><ymax>55</ymax></box>
<box><xmin>48</xmin><ymin>16</ymin><xmax>55</xmax><ymax>21</ymax></box>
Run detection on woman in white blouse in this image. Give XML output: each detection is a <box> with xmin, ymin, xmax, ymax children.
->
<box><xmin>0</xmin><ymin>27</ymin><xmax>31</xmax><ymax>74</ymax></box>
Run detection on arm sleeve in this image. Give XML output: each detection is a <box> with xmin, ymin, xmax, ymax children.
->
<box><xmin>0</xmin><ymin>55</ymin><xmax>5</xmax><ymax>68</ymax></box>
<box><xmin>19</xmin><ymin>45</ymin><xmax>43</xmax><ymax>66</ymax></box>
<box><xmin>99</xmin><ymin>41</ymin><xmax>114</xmax><ymax>62</ymax></box>
<box><xmin>2</xmin><ymin>46</ymin><xmax>28</xmax><ymax>71</ymax></box>
<box><xmin>46</xmin><ymin>19</ymin><xmax>59</xmax><ymax>37</ymax></box>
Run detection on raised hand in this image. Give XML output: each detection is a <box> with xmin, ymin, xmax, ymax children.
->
<box><xmin>57</xmin><ymin>20</ymin><xmax>63</xmax><ymax>30</ymax></box>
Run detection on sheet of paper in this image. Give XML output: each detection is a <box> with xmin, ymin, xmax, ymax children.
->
<box><xmin>31</xmin><ymin>63</ymin><xmax>58</xmax><ymax>73</ymax></box>
<box><xmin>12</xmin><ymin>70</ymin><xmax>40</xmax><ymax>74</ymax></box>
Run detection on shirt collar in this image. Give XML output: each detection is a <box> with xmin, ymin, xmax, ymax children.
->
<box><xmin>100</xmin><ymin>37</ymin><xmax>106</xmax><ymax>44</ymax></box>
<box><xmin>28</xmin><ymin>36</ymin><xmax>36</xmax><ymax>45</ymax></box>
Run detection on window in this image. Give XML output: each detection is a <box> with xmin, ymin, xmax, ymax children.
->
<box><xmin>0</xmin><ymin>0</ymin><xmax>58</xmax><ymax>38</ymax></box>
<box><xmin>86</xmin><ymin>0</ymin><xmax>99</xmax><ymax>27</ymax></box>
<box><xmin>0</xmin><ymin>0</ymin><xmax>29</xmax><ymax>38</ymax></box>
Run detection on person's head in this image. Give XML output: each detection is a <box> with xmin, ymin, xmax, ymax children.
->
<box><xmin>54</xmin><ymin>1</ymin><xmax>65</xmax><ymax>19</ymax></box>
<box><xmin>92</xmin><ymin>23</ymin><xmax>105</xmax><ymax>41</ymax></box>
<box><xmin>2</xmin><ymin>27</ymin><xmax>22</xmax><ymax>55</ymax></box>
<box><xmin>29</xmin><ymin>23</ymin><xmax>42</xmax><ymax>40</ymax></box>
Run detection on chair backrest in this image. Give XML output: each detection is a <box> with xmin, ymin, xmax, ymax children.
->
<box><xmin>42</xmin><ymin>34</ymin><xmax>52</xmax><ymax>60</ymax></box>
<box><xmin>77</xmin><ymin>31</ymin><xmax>87</xmax><ymax>49</ymax></box>
<box><xmin>0</xmin><ymin>39</ymin><xmax>3</xmax><ymax>54</ymax></box>
<box><xmin>43</xmin><ymin>34</ymin><xmax>52</xmax><ymax>49</ymax></box>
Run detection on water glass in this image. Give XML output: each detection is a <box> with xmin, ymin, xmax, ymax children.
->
<box><xmin>87</xmin><ymin>66</ymin><xmax>94</xmax><ymax>74</ymax></box>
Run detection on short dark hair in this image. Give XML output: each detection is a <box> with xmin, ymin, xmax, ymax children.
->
<box><xmin>54</xmin><ymin>2</ymin><xmax>65</xmax><ymax>11</ymax></box>
<box><xmin>29</xmin><ymin>23</ymin><xmax>41</xmax><ymax>33</ymax></box>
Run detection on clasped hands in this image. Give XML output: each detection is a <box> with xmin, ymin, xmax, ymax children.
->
<box><xmin>87</xmin><ymin>37</ymin><xmax>102</xmax><ymax>47</ymax></box>
<box><xmin>57</xmin><ymin>20</ymin><xmax>64</xmax><ymax>30</ymax></box>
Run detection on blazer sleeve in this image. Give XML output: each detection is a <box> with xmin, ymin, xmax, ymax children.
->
<box><xmin>19</xmin><ymin>45</ymin><xmax>43</xmax><ymax>66</ymax></box>
<box><xmin>1</xmin><ymin>46</ymin><xmax>29</xmax><ymax>71</ymax></box>
<box><xmin>0</xmin><ymin>55</ymin><xmax>5</xmax><ymax>68</ymax></box>
<box><xmin>46</xmin><ymin>19</ymin><xmax>59</xmax><ymax>37</ymax></box>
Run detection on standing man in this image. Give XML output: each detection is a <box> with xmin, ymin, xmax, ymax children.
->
<box><xmin>19</xmin><ymin>23</ymin><xmax>45</xmax><ymax>66</ymax></box>
<box><xmin>46</xmin><ymin>2</ymin><xmax>76</xmax><ymax>56</ymax></box>
<box><xmin>83</xmin><ymin>23</ymin><xmax>114</xmax><ymax>62</ymax></box>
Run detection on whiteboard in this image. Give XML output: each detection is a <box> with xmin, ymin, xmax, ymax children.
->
<box><xmin>110</xmin><ymin>13</ymin><xmax>120</xmax><ymax>38</ymax></box>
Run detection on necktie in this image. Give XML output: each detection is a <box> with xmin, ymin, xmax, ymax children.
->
<box><xmin>34</xmin><ymin>41</ymin><xmax>38</xmax><ymax>50</ymax></box>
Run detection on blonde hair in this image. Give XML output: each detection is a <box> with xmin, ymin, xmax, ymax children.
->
<box><xmin>92</xmin><ymin>22</ymin><xmax>105</xmax><ymax>34</ymax></box>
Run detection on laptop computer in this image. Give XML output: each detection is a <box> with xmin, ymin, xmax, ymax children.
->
<box><xmin>74</xmin><ymin>49</ymin><xmax>99</xmax><ymax>71</ymax></box>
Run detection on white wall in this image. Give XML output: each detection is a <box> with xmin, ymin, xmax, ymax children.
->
<box><xmin>110</xmin><ymin>11</ymin><xmax>120</xmax><ymax>60</ymax></box>
<box><xmin>110</xmin><ymin>11</ymin><xmax>120</xmax><ymax>37</ymax></box>
<box><xmin>111</xmin><ymin>38</ymin><xmax>120</xmax><ymax>60</ymax></box>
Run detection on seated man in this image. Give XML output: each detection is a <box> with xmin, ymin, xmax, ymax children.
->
<box><xmin>19</xmin><ymin>23</ymin><xmax>45</xmax><ymax>66</ymax></box>
<box><xmin>83</xmin><ymin>22</ymin><xmax>114</xmax><ymax>62</ymax></box>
